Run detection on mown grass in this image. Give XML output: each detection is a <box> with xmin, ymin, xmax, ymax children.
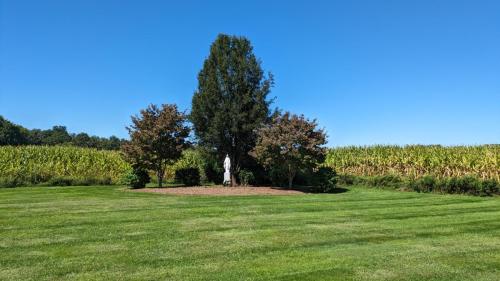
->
<box><xmin>1</xmin><ymin>186</ymin><xmax>499</xmax><ymax>281</ymax></box>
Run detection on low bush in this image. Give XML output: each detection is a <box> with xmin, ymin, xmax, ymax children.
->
<box><xmin>338</xmin><ymin>173</ymin><xmax>499</xmax><ymax>196</ymax></box>
<box><xmin>439</xmin><ymin>176</ymin><xmax>482</xmax><ymax>195</ymax></box>
<box><xmin>121</xmin><ymin>167</ymin><xmax>150</xmax><ymax>189</ymax></box>
<box><xmin>45</xmin><ymin>176</ymin><xmax>113</xmax><ymax>187</ymax></box>
<box><xmin>0</xmin><ymin>176</ymin><xmax>28</xmax><ymax>188</ymax></box>
<box><xmin>409</xmin><ymin>175</ymin><xmax>437</xmax><ymax>193</ymax></box>
<box><xmin>175</xmin><ymin>168</ymin><xmax>201</xmax><ymax>186</ymax></box>
<box><xmin>366</xmin><ymin>175</ymin><xmax>403</xmax><ymax>188</ymax></box>
<box><xmin>480</xmin><ymin>179</ymin><xmax>499</xmax><ymax>196</ymax></box>
<box><xmin>337</xmin><ymin>174</ymin><xmax>356</xmax><ymax>185</ymax></box>
<box><xmin>239</xmin><ymin>169</ymin><xmax>255</xmax><ymax>186</ymax></box>
<box><xmin>166</xmin><ymin>149</ymin><xmax>207</xmax><ymax>182</ymax></box>
<box><xmin>308</xmin><ymin>167</ymin><xmax>338</xmax><ymax>193</ymax></box>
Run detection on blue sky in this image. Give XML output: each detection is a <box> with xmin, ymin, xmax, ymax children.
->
<box><xmin>1</xmin><ymin>0</ymin><xmax>499</xmax><ymax>146</ymax></box>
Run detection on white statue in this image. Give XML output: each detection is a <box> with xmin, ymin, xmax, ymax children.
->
<box><xmin>223</xmin><ymin>154</ymin><xmax>231</xmax><ymax>186</ymax></box>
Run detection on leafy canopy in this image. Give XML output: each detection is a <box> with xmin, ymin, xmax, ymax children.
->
<box><xmin>122</xmin><ymin>104</ymin><xmax>190</xmax><ymax>187</ymax></box>
<box><xmin>252</xmin><ymin>112</ymin><xmax>327</xmax><ymax>188</ymax></box>
<box><xmin>190</xmin><ymin>34</ymin><xmax>273</xmax><ymax>184</ymax></box>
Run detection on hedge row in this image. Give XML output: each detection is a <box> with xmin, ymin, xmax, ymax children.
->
<box><xmin>337</xmin><ymin>174</ymin><xmax>499</xmax><ymax>196</ymax></box>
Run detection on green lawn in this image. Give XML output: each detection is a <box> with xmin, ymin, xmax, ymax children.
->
<box><xmin>1</xmin><ymin>186</ymin><xmax>499</xmax><ymax>281</ymax></box>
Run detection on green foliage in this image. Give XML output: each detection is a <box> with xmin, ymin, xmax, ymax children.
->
<box><xmin>203</xmin><ymin>156</ymin><xmax>224</xmax><ymax>185</ymax></box>
<box><xmin>238</xmin><ymin>169</ymin><xmax>255</xmax><ymax>186</ymax></box>
<box><xmin>409</xmin><ymin>175</ymin><xmax>437</xmax><ymax>193</ymax></box>
<box><xmin>122</xmin><ymin>104</ymin><xmax>190</xmax><ymax>187</ymax></box>
<box><xmin>169</xmin><ymin>149</ymin><xmax>207</xmax><ymax>182</ymax></box>
<box><xmin>308</xmin><ymin>167</ymin><xmax>338</xmax><ymax>193</ymax></box>
<box><xmin>337</xmin><ymin>174</ymin><xmax>356</xmax><ymax>185</ymax></box>
<box><xmin>366</xmin><ymin>175</ymin><xmax>403</xmax><ymax>188</ymax></box>
<box><xmin>0</xmin><ymin>115</ymin><xmax>126</xmax><ymax>150</ymax></box>
<box><xmin>326</xmin><ymin>145</ymin><xmax>499</xmax><ymax>181</ymax></box>
<box><xmin>480</xmin><ymin>179</ymin><xmax>500</xmax><ymax>195</ymax></box>
<box><xmin>191</xmin><ymin>34</ymin><xmax>273</xmax><ymax>184</ymax></box>
<box><xmin>338</xmin><ymin>173</ymin><xmax>499</xmax><ymax>196</ymax></box>
<box><xmin>0</xmin><ymin>145</ymin><xmax>131</xmax><ymax>187</ymax></box>
<box><xmin>253</xmin><ymin>112</ymin><xmax>327</xmax><ymax>188</ymax></box>
<box><xmin>121</xmin><ymin>167</ymin><xmax>150</xmax><ymax>189</ymax></box>
<box><xmin>175</xmin><ymin>167</ymin><xmax>201</xmax><ymax>186</ymax></box>
<box><xmin>44</xmin><ymin>176</ymin><xmax>112</xmax><ymax>187</ymax></box>
<box><xmin>0</xmin><ymin>175</ymin><xmax>28</xmax><ymax>188</ymax></box>
<box><xmin>0</xmin><ymin>115</ymin><xmax>29</xmax><ymax>145</ymax></box>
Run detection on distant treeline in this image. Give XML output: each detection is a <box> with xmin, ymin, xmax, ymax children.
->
<box><xmin>0</xmin><ymin>115</ymin><xmax>126</xmax><ymax>150</ymax></box>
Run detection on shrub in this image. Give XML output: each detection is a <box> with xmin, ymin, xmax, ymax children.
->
<box><xmin>367</xmin><ymin>175</ymin><xmax>402</xmax><ymax>188</ymax></box>
<box><xmin>47</xmin><ymin>176</ymin><xmax>75</xmax><ymax>186</ymax></box>
<box><xmin>409</xmin><ymin>175</ymin><xmax>437</xmax><ymax>193</ymax></box>
<box><xmin>480</xmin><ymin>179</ymin><xmax>499</xmax><ymax>196</ymax></box>
<box><xmin>168</xmin><ymin>149</ymin><xmax>207</xmax><ymax>182</ymax></box>
<box><xmin>325</xmin><ymin>172</ymin><xmax>499</xmax><ymax>197</ymax></box>
<box><xmin>308</xmin><ymin>167</ymin><xmax>338</xmax><ymax>193</ymax></box>
<box><xmin>121</xmin><ymin>167</ymin><xmax>150</xmax><ymax>189</ymax></box>
<box><xmin>239</xmin><ymin>169</ymin><xmax>255</xmax><ymax>186</ymax></box>
<box><xmin>0</xmin><ymin>176</ymin><xmax>27</xmax><ymax>188</ymax></box>
<box><xmin>337</xmin><ymin>174</ymin><xmax>356</xmax><ymax>185</ymax></box>
<box><xmin>175</xmin><ymin>168</ymin><xmax>201</xmax><ymax>186</ymax></box>
<box><xmin>440</xmin><ymin>176</ymin><xmax>481</xmax><ymax>195</ymax></box>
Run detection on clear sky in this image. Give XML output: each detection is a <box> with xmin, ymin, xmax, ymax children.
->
<box><xmin>1</xmin><ymin>0</ymin><xmax>499</xmax><ymax>146</ymax></box>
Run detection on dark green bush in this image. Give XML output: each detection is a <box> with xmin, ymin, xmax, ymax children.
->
<box><xmin>329</xmin><ymin>173</ymin><xmax>499</xmax><ymax>196</ymax></box>
<box><xmin>308</xmin><ymin>167</ymin><xmax>338</xmax><ymax>193</ymax></box>
<box><xmin>337</xmin><ymin>174</ymin><xmax>356</xmax><ymax>185</ymax></box>
<box><xmin>47</xmin><ymin>176</ymin><xmax>75</xmax><ymax>186</ymax></box>
<box><xmin>175</xmin><ymin>167</ymin><xmax>201</xmax><ymax>186</ymax></box>
<box><xmin>409</xmin><ymin>175</ymin><xmax>437</xmax><ymax>193</ymax></box>
<box><xmin>480</xmin><ymin>179</ymin><xmax>499</xmax><ymax>196</ymax></box>
<box><xmin>406</xmin><ymin>175</ymin><xmax>497</xmax><ymax>196</ymax></box>
<box><xmin>367</xmin><ymin>175</ymin><xmax>403</xmax><ymax>188</ymax></box>
<box><xmin>239</xmin><ymin>169</ymin><xmax>255</xmax><ymax>186</ymax></box>
<box><xmin>122</xmin><ymin>167</ymin><xmax>150</xmax><ymax>189</ymax></box>
<box><xmin>440</xmin><ymin>176</ymin><xmax>481</xmax><ymax>195</ymax></box>
<box><xmin>0</xmin><ymin>176</ymin><xmax>28</xmax><ymax>188</ymax></box>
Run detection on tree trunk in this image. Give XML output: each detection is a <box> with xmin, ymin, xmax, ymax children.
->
<box><xmin>157</xmin><ymin>170</ymin><xmax>163</xmax><ymax>188</ymax></box>
<box><xmin>230</xmin><ymin>152</ymin><xmax>238</xmax><ymax>187</ymax></box>
<box><xmin>231</xmin><ymin>173</ymin><xmax>237</xmax><ymax>187</ymax></box>
<box><xmin>288</xmin><ymin>164</ymin><xmax>294</xmax><ymax>189</ymax></box>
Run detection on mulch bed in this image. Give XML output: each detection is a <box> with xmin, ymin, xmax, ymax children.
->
<box><xmin>131</xmin><ymin>186</ymin><xmax>305</xmax><ymax>196</ymax></box>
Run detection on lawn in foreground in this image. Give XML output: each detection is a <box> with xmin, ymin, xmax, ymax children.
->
<box><xmin>0</xmin><ymin>186</ymin><xmax>499</xmax><ymax>281</ymax></box>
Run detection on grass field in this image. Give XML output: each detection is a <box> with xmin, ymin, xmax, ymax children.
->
<box><xmin>1</xmin><ymin>186</ymin><xmax>499</xmax><ymax>281</ymax></box>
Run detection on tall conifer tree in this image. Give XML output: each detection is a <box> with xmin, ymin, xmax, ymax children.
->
<box><xmin>191</xmin><ymin>34</ymin><xmax>273</xmax><ymax>185</ymax></box>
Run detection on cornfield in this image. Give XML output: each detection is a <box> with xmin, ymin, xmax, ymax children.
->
<box><xmin>325</xmin><ymin>145</ymin><xmax>499</xmax><ymax>181</ymax></box>
<box><xmin>0</xmin><ymin>145</ymin><xmax>131</xmax><ymax>185</ymax></box>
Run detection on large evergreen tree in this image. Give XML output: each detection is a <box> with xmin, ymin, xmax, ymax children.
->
<box><xmin>191</xmin><ymin>34</ymin><xmax>273</xmax><ymax>185</ymax></box>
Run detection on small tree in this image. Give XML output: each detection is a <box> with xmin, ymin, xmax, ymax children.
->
<box><xmin>252</xmin><ymin>112</ymin><xmax>327</xmax><ymax>189</ymax></box>
<box><xmin>122</xmin><ymin>104</ymin><xmax>189</xmax><ymax>187</ymax></box>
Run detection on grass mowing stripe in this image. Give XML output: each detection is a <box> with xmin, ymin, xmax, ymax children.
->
<box><xmin>1</xmin><ymin>185</ymin><xmax>499</xmax><ymax>281</ymax></box>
